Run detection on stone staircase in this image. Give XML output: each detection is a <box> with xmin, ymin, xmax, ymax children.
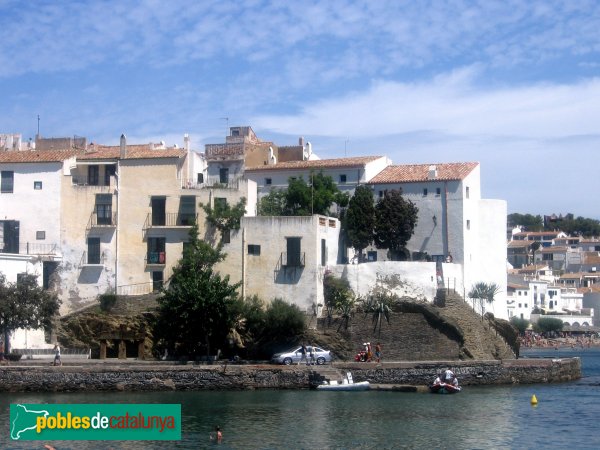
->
<box><xmin>436</xmin><ymin>290</ymin><xmax>515</xmax><ymax>360</ymax></box>
<box><xmin>308</xmin><ymin>365</ymin><xmax>349</xmax><ymax>388</ymax></box>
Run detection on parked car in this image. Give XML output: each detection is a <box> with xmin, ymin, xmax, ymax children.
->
<box><xmin>271</xmin><ymin>345</ymin><xmax>332</xmax><ymax>365</ymax></box>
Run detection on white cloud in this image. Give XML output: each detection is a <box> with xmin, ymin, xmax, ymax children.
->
<box><xmin>254</xmin><ymin>68</ymin><xmax>600</xmax><ymax>140</ymax></box>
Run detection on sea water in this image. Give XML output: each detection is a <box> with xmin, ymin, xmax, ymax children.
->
<box><xmin>2</xmin><ymin>348</ymin><xmax>600</xmax><ymax>449</ymax></box>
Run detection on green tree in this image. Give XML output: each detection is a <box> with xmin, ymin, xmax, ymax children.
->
<box><xmin>323</xmin><ymin>272</ymin><xmax>355</xmax><ymax>329</ymax></box>
<box><xmin>468</xmin><ymin>282</ymin><xmax>502</xmax><ymax>320</ymax></box>
<box><xmin>258</xmin><ymin>189</ymin><xmax>287</xmax><ymax>216</ymax></box>
<box><xmin>0</xmin><ymin>273</ymin><xmax>61</xmax><ymax>353</ymax></box>
<box><xmin>201</xmin><ymin>197</ymin><xmax>247</xmax><ymax>243</ymax></box>
<box><xmin>535</xmin><ymin>317</ymin><xmax>564</xmax><ymax>335</ymax></box>
<box><xmin>373</xmin><ymin>189</ymin><xmax>419</xmax><ymax>260</ymax></box>
<box><xmin>153</xmin><ymin>224</ymin><xmax>241</xmax><ymax>358</ymax></box>
<box><xmin>285</xmin><ymin>171</ymin><xmax>344</xmax><ymax>216</ymax></box>
<box><xmin>557</xmin><ymin>216</ymin><xmax>600</xmax><ymax>237</ymax></box>
<box><xmin>510</xmin><ymin>317</ymin><xmax>530</xmax><ymax>334</ymax></box>
<box><xmin>345</xmin><ymin>185</ymin><xmax>376</xmax><ymax>260</ymax></box>
<box><xmin>507</xmin><ymin>213</ymin><xmax>544</xmax><ymax>231</ymax></box>
<box><xmin>361</xmin><ymin>286</ymin><xmax>397</xmax><ymax>337</ymax></box>
<box><xmin>530</xmin><ymin>241</ymin><xmax>541</xmax><ymax>266</ymax></box>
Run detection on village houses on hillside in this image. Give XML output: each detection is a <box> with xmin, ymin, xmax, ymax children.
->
<box><xmin>0</xmin><ymin>127</ymin><xmax>508</xmax><ymax>349</ymax></box>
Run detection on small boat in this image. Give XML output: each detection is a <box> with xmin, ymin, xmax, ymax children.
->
<box><xmin>429</xmin><ymin>381</ymin><xmax>461</xmax><ymax>394</ymax></box>
<box><xmin>316</xmin><ymin>372</ymin><xmax>370</xmax><ymax>391</ymax></box>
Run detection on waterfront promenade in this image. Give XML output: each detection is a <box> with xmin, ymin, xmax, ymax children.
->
<box><xmin>0</xmin><ymin>356</ymin><xmax>581</xmax><ymax>392</ymax></box>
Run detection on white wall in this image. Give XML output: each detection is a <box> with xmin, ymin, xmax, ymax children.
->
<box><xmin>329</xmin><ymin>261</ymin><xmax>438</xmax><ymax>302</ymax></box>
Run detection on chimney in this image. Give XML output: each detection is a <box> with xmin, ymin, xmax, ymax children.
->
<box><xmin>184</xmin><ymin>133</ymin><xmax>190</xmax><ymax>152</ymax></box>
<box><xmin>428</xmin><ymin>165</ymin><xmax>437</xmax><ymax>179</ymax></box>
<box><xmin>120</xmin><ymin>134</ymin><xmax>127</xmax><ymax>159</ymax></box>
<box><xmin>299</xmin><ymin>136</ymin><xmax>304</xmax><ymax>146</ymax></box>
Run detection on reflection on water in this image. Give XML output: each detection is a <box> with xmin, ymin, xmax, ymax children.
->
<box><xmin>2</xmin><ymin>349</ymin><xmax>600</xmax><ymax>449</ymax></box>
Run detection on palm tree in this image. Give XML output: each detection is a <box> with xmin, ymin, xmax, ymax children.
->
<box><xmin>361</xmin><ymin>291</ymin><xmax>394</xmax><ymax>337</ymax></box>
<box><xmin>468</xmin><ymin>282</ymin><xmax>502</xmax><ymax>321</ymax></box>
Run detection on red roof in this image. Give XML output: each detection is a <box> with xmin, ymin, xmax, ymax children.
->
<box><xmin>245</xmin><ymin>156</ymin><xmax>383</xmax><ymax>171</ymax></box>
<box><xmin>78</xmin><ymin>144</ymin><xmax>185</xmax><ymax>161</ymax></box>
<box><xmin>0</xmin><ymin>149</ymin><xmax>80</xmax><ymax>163</ymax></box>
<box><xmin>367</xmin><ymin>162</ymin><xmax>478</xmax><ymax>184</ymax></box>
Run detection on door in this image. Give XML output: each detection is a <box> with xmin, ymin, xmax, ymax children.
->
<box><xmin>2</xmin><ymin>220</ymin><xmax>19</xmax><ymax>253</ymax></box>
<box><xmin>151</xmin><ymin>197</ymin><xmax>166</xmax><ymax>226</ymax></box>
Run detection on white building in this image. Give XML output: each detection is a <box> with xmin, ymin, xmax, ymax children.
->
<box><xmin>367</xmin><ymin>162</ymin><xmax>508</xmax><ymax>319</ymax></box>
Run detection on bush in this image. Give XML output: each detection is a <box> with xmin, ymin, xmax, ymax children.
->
<box><xmin>99</xmin><ymin>294</ymin><xmax>118</xmax><ymax>312</ymax></box>
<box><xmin>262</xmin><ymin>298</ymin><xmax>306</xmax><ymax>342</ymax></box>
<box><xmin>510</xmin><ymin>317</ymin><xmax>530</xmax><ymax>334</ymax></box>
<box><xmin>535</xmin><ymin>317</ymin><xmax>563</xmax><ymax>334</ymax></box>
<box><xmin>5</xmin><ymin>353</ymin><xmax>22</xmax><ymax>361</ymax></box>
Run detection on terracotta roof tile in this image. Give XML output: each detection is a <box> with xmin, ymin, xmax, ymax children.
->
<box><xmin>367</xmin><ymin>162</ymin><xmax>478</xmax><ymax>184</ymax></box>
<box><xmin>78</xmin><ymin>144</ymin><xmax>185</xmax><ymax>161</ymax></box>
<box><xmin>245</xmin><ymin>156</ymin><xmax>383</xmax><ymax>171</ymax></box>
<box><xmin>508</xmin><ymin>241</ymin><xmax>532</xmax><ymax>248</ymax></box>
<box><xmin>0</xmin><ymin>149</ymin><xmax>81</xmax><ymax>163</ymax></box>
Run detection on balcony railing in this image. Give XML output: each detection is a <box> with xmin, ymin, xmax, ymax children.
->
<box><xmin>281</xmin><ymin>252</ymin><xmax>305</xmax><ymax>268</ymax></box>
<box><xmin>144</xmin><ymin>213</ymin><xmax>197</xmax><ymax>229</ymax></box>
<box><xmin>0</xmin><ymin>242</ymin><xmax>59</xmax><ymax>255</ymax></box>
<box><xmin>88</xmin><ymin>212</ymin><xmax>117</xmax><ymax>228</ymax></box>
<box><xmin>146</xmin><ymin>251</ymin><xmax>166</xmax><ymax>265</ymax></box>
<box><xmin>80</xmin><ymin>251</ymin><xmax>104</xmax><ymax>267</ymax></box>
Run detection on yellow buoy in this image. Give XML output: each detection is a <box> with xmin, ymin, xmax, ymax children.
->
<box><xmin>530</xmin><ymin>394</ymin><xmax>538</xmax><ymax>405</ymax></box>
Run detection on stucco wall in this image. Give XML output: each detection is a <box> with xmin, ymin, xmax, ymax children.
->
<box><xmin>329</xmin><ymin>261</ymin><xmax>437</xmax><ymax>302</ymax></box>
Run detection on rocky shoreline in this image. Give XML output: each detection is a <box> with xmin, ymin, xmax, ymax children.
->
<box><xmin>0</xmin><ymin>357</ymin><xmax>581</xmax><ymax>392</ymax></box>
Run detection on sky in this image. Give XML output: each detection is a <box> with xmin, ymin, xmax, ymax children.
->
<box><xmin>1</xmin><ymin>0</ymin><xmax>599</xmax><ymax>219</ymax></box>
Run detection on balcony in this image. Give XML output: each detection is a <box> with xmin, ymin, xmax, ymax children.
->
<box><xmin>80</xmin><ymin>251</ymin><xmax>104</xmax><ymax>267</ymax></box>
<box><xmin>143</xmin><ymin>213</ymin><xmax>197</xmax><ymax>230</ymax></box>
<box><xmin>0</xmin><ymin>242</ymin><xmax>59</xmax><ymax>256</ymax></box>
<box><xmin>146</xmin><ymin>251</ymin><xmax>166</xmax><ymax>266</ymax></box>
<box><xmin>281</xmin><ymin>252</ymin><xmax>305</xmax><ymax>268</ymax></box>
<box><xmin>87</xmin><ymin>212</ymin><xmax>117</xmax><ymax>230</ymax></box>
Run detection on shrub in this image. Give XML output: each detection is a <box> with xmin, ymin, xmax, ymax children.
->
<box><xmin>510</xmin><ymin>317</ymin><xmax>530</xmax><ymax>334</ymax></box>
<box><xmin>262</xmin><ymin>298</ymin><xmax>306</xmax><ymax>342</ymax></box>
<box><xmin>99</xmin><ymin>293</ymin><xmax>118</xmax><ymax>312</ymax></box>
<box><xmin>5</xmin><ymin>353</ymin><xmax>22</xmax><ymax>361</ymax></box>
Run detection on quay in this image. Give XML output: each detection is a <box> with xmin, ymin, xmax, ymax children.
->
<box><xmin>0</xmin><ymin>357</ymin><xmax>581</xmax><ymax>392</ymax></box>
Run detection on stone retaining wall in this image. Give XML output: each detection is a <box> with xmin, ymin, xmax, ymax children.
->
<box><xmin>0</xmin><ymin>358</ymin><xmax>580</xmax><ymax>392</ymax></box>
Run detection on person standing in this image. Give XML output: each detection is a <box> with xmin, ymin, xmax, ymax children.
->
<box><xmin>375</xmin><ymin>342</ymin><xmax>382</xmax><ymax>363</ymax></box>
<box><xmin>298</xmin><ymin>344</ymin><xmax>307</xmax><ymax>365</ymax></box>
<box><xmin>53</xmin><ymin>343</ymin><xmax>62</xmax><ymax>366</ymax></box>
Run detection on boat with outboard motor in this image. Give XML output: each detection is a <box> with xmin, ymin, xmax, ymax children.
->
<box><xmin>316</xmin><ymin>372</ymin><xmax>370</xmax><ymax>391</ymax></box>
<box><xmin>430</xmin><ymin>369</ymin><xmax>461</xmax><ymax>394</ymax></box>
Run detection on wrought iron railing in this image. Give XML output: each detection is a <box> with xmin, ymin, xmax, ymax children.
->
<box><xmin>144</xmin><ymin>213</ymin><xmax>197</xmax><ymax>228</ymax></box>
<box><xmin>280</xmin><ymin>252</ymin><xmax>305</xmax><ymax>267</ymax></box>
<box><xmin>146</xmin><ymin>251</ymin><xmax>166</xmax><ymax>265</ymax></box>
<box><xmin>0</xmin><ymin>242</ymin><xmax>59</xmax><ymax>255</ymax></box>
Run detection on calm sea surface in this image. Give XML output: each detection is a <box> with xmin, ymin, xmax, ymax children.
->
<box><xmin>2</xmin><ymin>348</ymin><xmax>600</xmax><ymax>449</ymax></box>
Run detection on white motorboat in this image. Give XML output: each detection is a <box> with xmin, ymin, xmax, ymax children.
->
<box><xmin>316</xmin><ymin>372</ymin><xmax>370</xmax><ymax>391</ymax></box>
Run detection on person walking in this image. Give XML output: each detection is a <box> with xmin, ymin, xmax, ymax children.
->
<box><xmin>53</xmin><ymin>343</ymin><xmax>62</xmax><ymax>366</ymax></box>
<box><xmin>375</xmin><ymin>342</ymin><xmax>382</xmax><ymax>363</ymax></box>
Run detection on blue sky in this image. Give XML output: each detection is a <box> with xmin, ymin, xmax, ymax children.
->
<box><xmin>1</xmin><ymin>0</ymin><xmax>599</xmax><ymax>219</ymax></box>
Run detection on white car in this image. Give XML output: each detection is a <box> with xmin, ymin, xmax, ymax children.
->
<box><xmin>271</xmin><ymin>346</ymin><xmax>332</xmax><ymax>365</ymax></box>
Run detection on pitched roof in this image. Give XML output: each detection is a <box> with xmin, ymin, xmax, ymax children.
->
<box><xmin>507</xmin><ymin>240</ymin><xmax>532</xmax><ymax>248</ymax></box>
<box><xmin>513</xmin><ymin>231</ymin><xmax>563</xmax><ymax>237</ymax></box>
<box><xmin>540</xmin><ymin>246</ymin><xmax>567</xmax><ymax>253</ymax></box>
<box><xmin>245</xmin><ymin>156</ymin><xmax>383</xmax><ymax>171</ymax></box>
<box><xmin>78</xmin><ymin>144</ymin><xmax>185</xmax><ymax>161</ymax></box>
<box><xmin>0</xmin><ymin>149</ymin><xmax>80</xmax><ymax>163</ymax></box>
<box><xmin>367</xmin><ymin>162</ymin><xmax>478</xmax><ymax>184</ymax></box>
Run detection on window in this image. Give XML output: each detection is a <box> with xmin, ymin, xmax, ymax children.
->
<box><xmin>88</xmin><ymin>165</ymin><xmax>99</xmax><ymax>186</ymax></box>
<box><xmin>466</xmin><ymin>220</ymin><xmax>470</xmax><ymax>230</ymax></box>
<box><xmin>222</xmin><ymin>229</ymin><xmax>230</xmax><ymax>244</ymax></box>
<box><xmin>321</xmin><ymin>239</ymin><xmax>326</xmax><ymax>266</ymax></box>
<box><xmin>36</xmin><ymin>231</ymin><xmax>46</xmax><ymax>240</ymax></box>
<box><xmin>151</xmin><ymin>197</ymin><xmax>166</xmax><ymax>226</ymax></box>
<box><xmin>104</xmin><ymin>165</ymin><xmax>116</xmax><ymax>186</ymax></box>
<box><xmin>87</xmin><ymin>237</ymin><xmax>101</xmax><ymax>264</ymax></box>
<box><xmin>34</xmin><ymin>181</ymin><xmax>43</xmax><ymax>190</ymax></box>
<box><xmin>219</xmin><ymin>167</ymin><xmax>229</xmax><ymax>184</ymax></box>
<box><xmin>339</xmin><ymin>174</ymin><xmax>347</xmax><ymax>183</ymax></box>
<box><xmin>265</xmin><ymin>178</ymin><xmax>272</xmax><ymax>185</ymax></box>
<box><xmin>1</xmin><ymin>171</ymin><xmax>14</xmax><ymax>193</ymax></box>
<box><xmin>16</xmin><ymin>273</ymin><xmax>28</xmax><ymax>285</ymax></box>
<box><xmin>436</xmin><ymin>187</ymin><xmax>441</xmax><ymax>196</ymax></box>
<box><xmin>378</xmin><ymin>190</ymin><xmax>384</xmax><ymax>198</ymax></box>
<box><xmin>147</xmin><ymin>237</ymin><xmax>166</xmax><ymax>264</ymax></box>
<box><xmin>286</xmin><ymin>237</ymin><xmax>302</xmax><ymax>267</ymax></box>
<box><xmin>518</xmin><ymin>303</ymin><xmax>522</xmax><ymax>308</ymax></box>
<box><xmin>197</xmin><ymin>173</ymin><xmax>204</xmax><ymax>184</ymax></box>
<box><xmin>179</xmin><ymin>196</ymin><xmax>196</xmax><ymax>225</ymax></box>
<box><xmin>248</xmin><ymin>244</ymin><xmax>261</xmax><ymax>256</ymax></box>
<box><xmin>518</xmin><ymin>291</ymin><xmax>522</xmax><ymax>296</ymax></box>
<box><xmin>152</xmin><ymin>271</ymin><xmax>164</xmax><ymax>292</ymax></box>
<box><xmin>423</xmin><ymin>188</ymin><xmax>428</xmax><ymax>196</ymax></box>
<box><xmin>95</xmin><ymin>194</ymin><xmax>113</xmax><ymax>225</ymax></box>
<box><xmin>466</xmin><ymin>186</ymin><xmax>470</xmax><ymax>199</ymax></box>
<box><xmin>214</xmin><ymin>197</ymin><xmax>227</xmax><ymax>211</ymax></box>
<box><xmin>367</xmin><ymin>251</ymin><xmax>378</xmax><ymax>262</ymax></box>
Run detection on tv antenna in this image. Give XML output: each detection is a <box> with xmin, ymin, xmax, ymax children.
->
<box><xmin>220</xmin><ymin>117</ymin><xmax>229</xmax><ymax>136</ymax></box>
